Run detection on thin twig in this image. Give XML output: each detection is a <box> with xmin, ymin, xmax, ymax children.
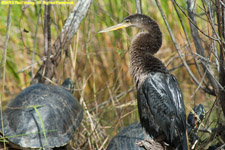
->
<box><xmin>0</xmin><ymin>5</ymin><xmax>11</xmax><ymax>149</ymax></box>
<box><xmin>191</xmin><ymin>71</ymin><xmax>207</xmax><ymax>99</ymax></box>
<box><xmin>31</xmin><ymin>5</ymin><xmax>41</xmax><ymax>78</ymax></box>
<box><xmin>89</xmin><ymin>87</ymin><xmax>134</xmax><ymax>112</ymax></box>
<box><xmin>18</xmin><ymin>55</ymin><xmax>54</xmax><ymax>73</ymax></box>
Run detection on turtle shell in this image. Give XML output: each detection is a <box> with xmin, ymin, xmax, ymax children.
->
<box><xmin>107</xmin><ymin>123</ymin><xmax>145</xmax><ymax>150</ymax></box>
<box><xmin>0</xmin><ymin>83</ymin><xmax>83</xmax><ymax>149</ymax></box>
<box><xmin>107</xmin><ymin>123</ymin><xmax>164</xmax><ymax>150</ymax></box>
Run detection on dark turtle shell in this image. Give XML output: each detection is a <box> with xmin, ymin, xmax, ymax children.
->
<box><xmin>0</xmin><ymin>83</ymin><xmax>83</xmax><ymax>149</ymax></box>
<box><xmin>107</xmin><ymin>123</ymin><xmax>164</xmax><ymax>150</ymax></box>
<box><xmin>107</xmin><ymin>123</ymin><xmax>146</xmax><ymax>150</ymax></box>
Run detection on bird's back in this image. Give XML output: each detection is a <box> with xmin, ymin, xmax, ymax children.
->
<box><xmin>137</xmin><ymin>72</ymin><xmax>187</xmax><ymax>149</ymax></box>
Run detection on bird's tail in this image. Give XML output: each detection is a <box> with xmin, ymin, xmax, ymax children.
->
<box><xmin>180</xmin><ymin>132</ymin><xmax>189</xmax><ymax>150</ymax></box>
<box><xmin>173</xmin><ymin>132</ymin><xmax>188</xmax><ymax>150</ymax></box>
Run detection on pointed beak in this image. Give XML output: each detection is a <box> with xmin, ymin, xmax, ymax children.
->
<box><xmin>98</xmin><ymin>22</ymin><xmax>131</xmax><ymax>33</ymax></box>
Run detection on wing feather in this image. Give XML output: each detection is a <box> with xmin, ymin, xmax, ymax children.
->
<box><xmin>137</xmin><ymin>72</ymin><xmax>186</xmax><ymax>147</ymax></box>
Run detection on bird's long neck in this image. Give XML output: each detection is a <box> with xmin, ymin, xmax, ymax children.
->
<box><xmin>130</xmin><ymin>27</ymin><xmax>168</xmax><ymax>88</ymax></box>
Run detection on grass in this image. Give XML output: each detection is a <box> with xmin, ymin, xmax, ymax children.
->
<box><xmin>0</xmin><ymin>0</ymin><xmax>224</xmax><ymax>149</ymax></box>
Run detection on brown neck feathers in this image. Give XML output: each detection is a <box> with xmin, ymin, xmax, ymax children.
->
<box><xmin>129</xmin><ymin>24</ymin><xmax>168</xmax><ymax>88</ymax></box>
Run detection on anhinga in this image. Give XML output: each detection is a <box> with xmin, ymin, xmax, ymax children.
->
<box><xmin>99</xmin><ymin>14</ymin><xmax>187</xmax><ymax>150</ymax></box>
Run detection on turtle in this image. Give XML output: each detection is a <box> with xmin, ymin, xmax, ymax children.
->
<box><xmin>107</xmin><ymin>123</ymin><xmax>163</xmax><ymax>150</ymax></box>
<box><xmin>0</xmin><ymin>78</ymin><xmax>83</xmax><ymax>149</ymax></box>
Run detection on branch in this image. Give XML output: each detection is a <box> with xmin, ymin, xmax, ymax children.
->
<box><xmin>31</xmin><ymin>0</ymin><xmax>93</xmax><ymax>84</ymax></box>
<box><xmin>31</xmin><ymin>5</ymin><xmax>41</xmax><ymax>78</ymax></box>
<box><xmin>216</xmin><ymin>0</ymin><xmax>225</xmax><ymax>116</ymax></box>
<box><xmin>135</xmin><ymin>0</ymin><xmax>142</xmax><ymax>14</ymax></box>
<box><xmin>42</xmin><ymin>3</ymin><xmax>52</xmax><ymax>83</ymax></box>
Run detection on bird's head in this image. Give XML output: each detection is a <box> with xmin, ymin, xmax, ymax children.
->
<box><xmin>99</xmin><ymin>14</ymin><xmax>158</xmax><ymax>33</ymax></box>
<box><xmin>62</xmin><ymin>78</ymin><xmax>74</xmax><ymax>93</ymax></box>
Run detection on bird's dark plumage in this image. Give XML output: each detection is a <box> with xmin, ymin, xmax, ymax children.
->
<box><xmin>99</xmin><ymin>13</ymin><xmax>187</xmax><ymax>150</ymax></box>
<box><xmin>137</xmin><ymin>72</ymin><xmax>186</xmax><ymax>149</ymax></box>
<box><xmin>128</xmin><ymin>14</ymin><xmax>187</xmax><ymax>150</ymax></box>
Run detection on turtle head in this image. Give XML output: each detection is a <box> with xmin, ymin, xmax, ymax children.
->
<box><xmin>61</xmin><ymin>78</ymin><xmax>74</xmax><ymax>93</ymax></box>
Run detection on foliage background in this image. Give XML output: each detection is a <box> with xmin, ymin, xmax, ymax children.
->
<box><xmin>0</xmin><ymin>0</ymin><xmax>222</xmax><ymax>149</ymax></box>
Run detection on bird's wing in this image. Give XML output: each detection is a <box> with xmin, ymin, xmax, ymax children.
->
<box><xmin>137</xmin><ymin>72</ymin><xmax>186</xmax><ymax>146</ymax></box>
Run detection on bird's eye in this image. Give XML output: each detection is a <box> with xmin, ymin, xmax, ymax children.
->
<box><xmin>124</xmin><ymin>19</ymin><xmax>130</xmax><ymax>23</ymax></box>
